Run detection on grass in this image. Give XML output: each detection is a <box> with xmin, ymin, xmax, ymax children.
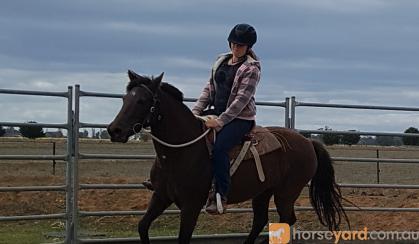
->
<box><xmin>79</xmin><ymin>212</ymin><xmax>258</xmax><ymax>239</ymax></box>
<box><xmin>0</xmin><ymin>221</ymin><xmax>65</xmax><ymax>244</ymax></box>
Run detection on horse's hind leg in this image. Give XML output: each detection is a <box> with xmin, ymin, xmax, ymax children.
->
<box><xmin>274</xmin><ymin>195</ymin><xmax>297</xmax><ymax>226</ymax></box>
<box><xmin>244</xmin><ymin>189</ymin><xmax>273</xmax><ymax>244</ymax></box>
<box><xmin>273</xmin><ymin>184</ymin><xmax>305</xmax><ymax>226</ymax></box>
<box><xmin>138</xmin><ymin>193</ymin><xmax>172</xmax><ymax>244</ymax></box>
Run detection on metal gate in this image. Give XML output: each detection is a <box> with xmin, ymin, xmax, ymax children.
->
<box><xmin>0</xmin><ymin>87</ymin><xmax>74</xmax><ymax>243</ymax></box>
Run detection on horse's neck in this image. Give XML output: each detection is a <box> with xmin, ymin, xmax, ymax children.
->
<box><xmin>150</xmin><ymin>92</ymin><xmax>211</xmax><ymax>184</ymax></box>
<box><xmin>151</xmin><ymin>92</ymin><xmax>203</xmax><ymax>146</ymax></box>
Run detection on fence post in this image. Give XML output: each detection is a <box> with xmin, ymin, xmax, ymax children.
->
<box><xmin>376</xmin><ymin>149</ymin><xmax>381</xmax><ymax>184</ymax></box>
<box><xmin>65</xmin><ymin>86</ymin><xmax>74</xmax><ymax>244</ymax></box>
<box><xmin>290</xmin><ymin>96</ymin><xmax>296</xmax><ymax>129</ymax></box>
<box><xmin>72</xmin><ymin>84</ymin><xmax>81</xmax><ymax>244</ymax></box>
<box><xmin>285</xmin><ymin>97</ymin><xmax>290</xmax><ymax>128</ymax></box>
<box><xmin>52</xmin><ymin>142</ymin><xmax>56</xmax><ymax>175</ymax></box>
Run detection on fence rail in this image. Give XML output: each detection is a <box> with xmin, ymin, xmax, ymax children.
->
<box><xmin>0</xmin><ymin>185</ymin><xmax>67</xmax><ymax>192</ymax></box>
<box><xmin>0</xmin><ymin>86</ymin><xmax>418</xmax><ymax>244</ymax></box>
<box><xmin>0</xmin><ymin>154</ymin><xmax>67</xmax><ymax>160</ymax></box>
<box><xmin>0</xmin><ymin>213</ymin><xmax>67</xmax><ymax>222</ymax></box>
<box><xmin>0</xmin><ymin>88</ymin><xmax>70</xmax><ymax>98</ymax></box>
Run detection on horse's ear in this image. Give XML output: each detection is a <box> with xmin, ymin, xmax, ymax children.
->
<box><xmin>152</xmin><ymin>72</ymin><xmax>164</xmax><ymax>90</ymax></box>
<box><xmin>128</xmin><ymin>70</ymin><xmax>143</xmax><ymax>81</ymax></box>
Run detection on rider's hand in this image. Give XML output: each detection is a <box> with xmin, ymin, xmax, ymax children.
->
<box><xmin>205</xmin><ymin>119</ymin><xmax>220</xmax><ymax>129</ymax></box>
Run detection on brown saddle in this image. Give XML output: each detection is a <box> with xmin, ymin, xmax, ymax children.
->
<box><xmin>228</xmin><ymin>126</ymin><xmax>282</xmax><ymax>161</ymax></box>
<box><xmin>204</xmin><ymin>125</ymin><xmax>282</xmax><ymax>161</ymax></box>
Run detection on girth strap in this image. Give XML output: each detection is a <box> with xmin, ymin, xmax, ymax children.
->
<box><xmin>250</xmin><ymin>145</ymin><xmax>265</xmax><ymax>182</ymax></box>
<box><xmin>230</xmin><ymin>142</ymin><xmax>265</xmax><ymax>182</ymax></box>
<box><xmin>230</xmin><ymin>141</ymin><xmax>251</xmax><ymax>175</ymax></box>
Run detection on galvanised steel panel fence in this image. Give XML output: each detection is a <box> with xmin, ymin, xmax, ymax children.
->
<box><xmin>1</xmin><ymin>86</ymin><xmax>418</xmax><ymax>243</ymax></box>
<box><xmin>0</xmin><ymin>87</ymin><xmax>73</xmax><ymax>244</ymax></box>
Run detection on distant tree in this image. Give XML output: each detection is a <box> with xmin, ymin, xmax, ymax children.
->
<box><xmin>45</xmin><ymin>130</ymin><xmax>64</xmax><ymax>138</ymax></box>
<box><xmin>0</xmin><ymin>126</ymin><xmax>5</xmax><ymax>137</ymax></box>
<box><xmin>402</xmin><ymin>127</ymin><xmax>419</xmax><ymax>146</ymax></box>
<box><xmin>322</xmin><ymin>133</ymin><xmax>341</xmax><ymax>145</ymax></box>
<box><xmin>19</xmin><ymin>121</ymin><xmax>45</xmax><ymax>139</ymax></box>
<box><xmin>91</xmin><ymin>128</ymin><xmax>97</xmax><ymax>138</ymax></box>
<box><xmin>358</xmin><ymin>136</ymin><xmax>376</xmax><ymax>145</ymax></box>
<box><xmin>299</xmin><ymin>131</ymin><xmax>312</xmax><ymax>138</ymax></box>
<box><xmin>319</xmin><ymin>126</ymin><xmax>341</xmax><ymax>145</ymax></box>
<box><xmin>393</xmin><ymin>137</ymin><xmax>403</xmax><ymax>146</ymax></box>
<box><xmin>341</xmin><ymin>130</ymin><xmax>361</xmax><ymax>145</ymax></box>
<box><xmin>100</xmin><ymin>130</ymin><xmax>110</xmax><ymax>139</ymax></box>
<box><xmin>79</xmin><ymin>129</ymin><xmax>89</xmax><ymax>138</ymax></box>
<box><xmin>310</xmin><ymin>134</ymin><xmax>322</xmax><ymax>141</ymax></box>
<box><xmin>57</xmin><ymin>129</ymin><xmax>64</xmax><ymax>138</ymax></box>
<box><xmin>376</xmin><ymin>136</ymin><xmax>400</xmax><ymax>146</ymax></box>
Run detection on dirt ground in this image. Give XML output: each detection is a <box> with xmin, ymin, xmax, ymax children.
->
<box><xmin>0</xmin><ymin>138</ymin><xmax>418</xmax><ymax>235</ymax></box>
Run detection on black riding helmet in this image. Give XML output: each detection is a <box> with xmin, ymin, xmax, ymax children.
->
<box><xmin>227</xmin><ymin>23</ymin><xmax>257</xmax><ymax>48</ymax></box>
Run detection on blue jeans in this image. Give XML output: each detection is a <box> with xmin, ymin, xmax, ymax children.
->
<box><xmin>212</xmin><ymin>119</ymin><xmax>254</xmax><ymax>199</ymax></box>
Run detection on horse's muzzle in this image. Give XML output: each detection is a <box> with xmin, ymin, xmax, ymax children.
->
<box><xmin>107</xmin><ymin>123</ymin><xmax>129</xmax><ymax>143</ymax></box>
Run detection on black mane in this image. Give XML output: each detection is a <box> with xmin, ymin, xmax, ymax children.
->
<box><xmin>160</xmin><ymin>83</ymin><xmax>184</xmax><ymax>102</ymax></box>
<box><xmin>126</xmin><ymin>76</ymin><xmax>184</xmax><ymax>102</ymax></box>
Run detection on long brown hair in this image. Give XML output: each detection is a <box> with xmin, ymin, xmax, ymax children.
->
<box><xmin>247</xmin><ymin>49</ymin><xmax>259</xmax><ymax>60</ymax></box>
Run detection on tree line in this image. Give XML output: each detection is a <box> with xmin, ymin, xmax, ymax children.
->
<box><xmin>301</xmin><ymin>126</ymin><xmax>419</xmax><ymax>146</ymax></box>
<box><xmin>0</xmin><ymin>121</ymin><xmax>45</xmax><ymax>139</ymax></box>
<box><xmin>0</xmin><ymin>121</ymin><xmax>111</xmax><ymax>140</ymax></box>
<box><xmin>1</xmin><ymin>123</ymin><xmax>419</xmax><ymax>146</ymax></box>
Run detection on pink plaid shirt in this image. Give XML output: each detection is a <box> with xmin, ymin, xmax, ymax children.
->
<box><xmin>192</xmin><ymin>52</ymin><xmax>261</xmax><ymax>130</ymax></box>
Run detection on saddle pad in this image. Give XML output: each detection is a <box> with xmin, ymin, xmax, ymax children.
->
<box><xmin>228</xmin><ymin>126</ymin><xmax>282</xmax><ymax>161</ymax></box>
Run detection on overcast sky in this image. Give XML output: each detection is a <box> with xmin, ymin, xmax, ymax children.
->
<box><xmin>1</xmin><ymin>0</ymin><xmax>419</xmax><ymax>133</ymax></box>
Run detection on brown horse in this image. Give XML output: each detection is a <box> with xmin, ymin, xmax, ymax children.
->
<box><xmin>107</xmin><ymin>70</ymin><xmax>349</xmax><ymax>244</ymax></box>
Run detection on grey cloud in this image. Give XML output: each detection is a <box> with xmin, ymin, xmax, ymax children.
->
<box><xmin>1</xmin><ymin>0</ymin><xmax>419</xmax><ymax>133</ymax></box>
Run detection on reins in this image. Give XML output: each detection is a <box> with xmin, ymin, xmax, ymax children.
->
<box><xmin>133</xmin><ymin>124</ymin><xmax>212</xmax><ymax>148</ymax></box>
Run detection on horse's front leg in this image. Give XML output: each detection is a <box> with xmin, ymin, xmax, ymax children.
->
<box><xmin>138</xmin><ymin>192</ymin><xmax>172</xmax><ymax>244</ymax></box>
<box><xmin>178</xmin><ymin>201</ymin><xmax>204</xmax><ymax>244</ymax></box>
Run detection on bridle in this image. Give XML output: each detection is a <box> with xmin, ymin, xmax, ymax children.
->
<box><xmin>132</xmin><ymin>84</ymin><xmax>212</xmax><ymax>148</ymax></box>
<box><xmin>132</xmin><ymin>84</ymin><xmax>160</xmax><ymax>134</ymax></box>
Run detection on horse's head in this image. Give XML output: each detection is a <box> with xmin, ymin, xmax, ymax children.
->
<box><xmin>107</xmin><ymin>70</ymin><xmax>164</xmax><ymax>143</ymax></box>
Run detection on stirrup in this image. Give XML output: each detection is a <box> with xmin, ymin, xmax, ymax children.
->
<box><xmin>205</xmin><ymin>192</ymin><xmax>226</xmax><ymax>215</ymax></box>
<box><xmin>216</xmin><ymin>193</ymin><xmax>224</xmax><ymax>214</ymax></box>
<box><xmin>205</xmin><ymin>189</ymin><xmax>216</xmax><ymax>214</ymax></box>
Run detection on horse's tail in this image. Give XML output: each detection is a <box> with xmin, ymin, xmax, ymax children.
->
<box><xmin>309</xmin><ymin>140</ymin><xmax>350</xmax><ymax>231</ymax></box>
